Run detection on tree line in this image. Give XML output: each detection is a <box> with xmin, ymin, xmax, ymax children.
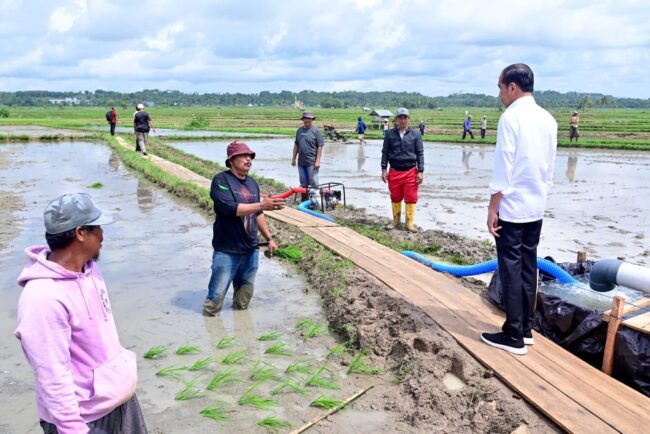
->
<box><xmin>0</xmin><ymin>89</ymin><xmax>648</xmax><ymax>109</ymax></box>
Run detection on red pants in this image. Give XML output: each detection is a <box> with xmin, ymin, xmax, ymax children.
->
<box><xmin>388</xmin><ymin>167</ymin><xmax>418</xmax><ymax>203</ymax></box>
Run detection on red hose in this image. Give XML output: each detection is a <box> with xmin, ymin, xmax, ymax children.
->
<box><xmin>270</xmin><ymin>187</ymin><xmax>307</xmax><ymax>199</ymax></box>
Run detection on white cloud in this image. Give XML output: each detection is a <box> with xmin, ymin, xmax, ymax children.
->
<box><xmin>1</xmin><ymin>0</ymin><xmax>649</xmax><ymax>97</ymax></box>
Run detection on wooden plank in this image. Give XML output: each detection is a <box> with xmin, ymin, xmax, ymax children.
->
<box><xmin>603</xmin><ymin>297</ymin><xmax>626</xmax><ymax>375</ymax></box>
<box><xmin>266</xmin><ymin>208</ymin><xmax>339</xmax><ymax>227</ymax></box>
<box><xmin>622</xmin><ymin>311</ymin><xmax>650</xmax><ymax>334</ymax></box>
<box><xmin>308</xmin><ymin>226</ymin><xmax>650</xmax><ymax>432</ymax></box>
<box><xmin>602</xmin><ymin>297</ymin><xmax>650</xmax><ymax>322</ymax></box>
<box><xmin>301</xmin><ymin>227</ymin><xmax>617</xmax><ymax>434</ymax></box>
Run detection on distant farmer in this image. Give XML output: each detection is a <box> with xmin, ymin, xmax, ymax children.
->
<box><xmin>203</xmin><ymin>141</ymin><xmax>285</xmax><ymax>316</ymax></box>
<box><xmin>462</xmin><ymin>115</ymin><xmax>475</xmax><ymax>140</ymax></box>
<box><xmin>15</xmin><ymin>193</ymin><xmax>148</xmax><ymax>433</ymax></box>
<box><xmin>292</xmin><ymin>111</ymin><xmax>324</xmax><ymax>199</ymax></box>
<box><xmin>480</xmin><ymin>115</ymin><xmax>488</xmax><ymax>139</ymax></box>
<box><xmin>383</xmin><ymin>118</ymin><xmax>390</xmax><ymax>136</ymax></box>
<box><xmin>133</xmin><ymin>103</ymin><xmax>155</xmax><ymax>155</ymax></box>
<box><xmin>483</xmin><ymin>63</ymin><xmax>557</xmax><ymax>355</ymax></box>
<box><xmin>355</xmin><ymin>116</ymin><xmax>367</xmax><ymax>145</ymax></box>
<box><xmin>569</xmin><ymin>111</ymin><xmax>580</xmax><ymax>142</ymax></box>
<box><xmin>418</xmin><ymin>121</ymin><xmax>426</xmax><ymax>136</ymax></box>
<box><xmin>106</xmin><ymin>106</ymin><xmax>117</xmax><ymax>136</ymax></box>
<box><xmin>381</xmin><ymin>107</ymin><xmax>424</xmax><ymax>232</ymax></box>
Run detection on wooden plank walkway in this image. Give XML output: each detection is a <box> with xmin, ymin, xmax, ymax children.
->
<box><xmin>113</xmin><ymin>136</ymin><xmax>650</xmax><ymax>433</ymax></box>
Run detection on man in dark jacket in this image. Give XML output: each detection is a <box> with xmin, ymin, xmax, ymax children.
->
<box><xmin>133</xmin><ymin>104</ymin><xmax>156</xmax><ymax>155</ymax></box>
<box><xmin>108</xmin><ymin>107</ymin><xmax>117</xmax><ymax>136</ymax></box>
<box><xmin>355</xmin><ymin>116</ymin><xmax>367</xmax><ymax>144</ymax></box>
<box><xmin>203</xmin><ymin>141</ymin><xmax>286</xmax><ymax>316</ymax></box>
<box><xmin>381</xmin><ymin>107</ymin><xmax>424</xmax><ymax>232</ymax></box>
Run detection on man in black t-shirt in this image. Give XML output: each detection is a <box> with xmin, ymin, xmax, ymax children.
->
<box><xmin>133</xmin><ymin>103</ymin><xmax>156</xmax><ymax>155</ymax></box>
<box><xmin>203</xmin><ymin>141</ymin><xmax>286</xmax><ymax>316</ymax></box>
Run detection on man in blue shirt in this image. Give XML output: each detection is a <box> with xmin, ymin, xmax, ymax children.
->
<box><xmin>203</xmin><ymin>141</ymin><xmax>286</xmax><ymax>316</ymax></box>
<box><xmin>462</xmin><ymin>115</ymin><xmax>474</xmax><ymax>140</ymax></box>
<box><xmin>355</xmin><ymin>116</ymin><xmax>367</xmax><ymax>145</ymax></box>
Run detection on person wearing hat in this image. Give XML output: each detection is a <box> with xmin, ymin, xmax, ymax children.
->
<box><xmin>355</xmin><ymin>116</ymin><xmax>367</xmax><ymax>145</ymax></box>
<box><xmin>462</xmin><ymin>115</ymin><xmax>475</xmax><ymax>140</ymax></box>
<box><xmin>203</xmin><ymin>141</ymin><xmax>286</xmax><ymax>316</ymax></box>
<box><xmin>15</xmin><ymin>193</ymin><xmax>148</xmax><ymax>433</ymax></box>
<box><xmin>383</xmin><ymin>118</ymin><xmax>390</xmax><ymax>136</ymax></box>
<box><xmin>133</xmin><ymin>103</ymin><xmax>156</xmax><ymax>155</ymax></box>
<box><xmin>381</xmin><ymin>107</ymin><xmax>424</xmax><ymax>232</ymax></box>
<box><xmin>292</xmin><ymin>111</ymin><xmax>325</xmax><ymax>198</ymax></box>
<box><xmin>480</xmin><ymin>115</ymin><xmax>488</xmax><ymax>139</ymax></box>
<box><xmin>569</xmin><ymin>111</ymin><xmax>580</xmax><ymax>142</ymax></box>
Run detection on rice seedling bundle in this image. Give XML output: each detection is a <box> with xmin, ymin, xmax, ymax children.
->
<box><xmin>175</xmin><ymin>344</ymin><xmax>201</xmax><ymax>355</ymax></box>
<box><xmin>143</xmin><ymin>345</ymin><xmax>167</xmax><ymax>359</ymax></box>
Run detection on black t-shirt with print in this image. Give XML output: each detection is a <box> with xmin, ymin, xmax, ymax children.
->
<box><xmin>210</xmin><ymin>171</ymin><xmax>261</xmax><ymax>254</ymax></box>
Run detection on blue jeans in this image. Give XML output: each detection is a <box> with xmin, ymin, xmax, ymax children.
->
<box><xmin>298</xmin><ymin>165</ymin><xmax>319</xmax><ymax>188</ymax></box>
<box><xmin>207</xmin><ymin>250</ymin><xmax>259</xmax><ymax>310</ymax></box>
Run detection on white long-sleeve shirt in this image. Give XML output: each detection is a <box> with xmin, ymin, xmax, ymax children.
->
<box><xmin>489</xmin><ymin>96</ymin><xmax>557</xmax><ymax>223</ymax></box>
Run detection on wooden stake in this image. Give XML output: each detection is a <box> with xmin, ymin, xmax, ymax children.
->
<box><xmin>290</xmin><ymin>385</ymin><xmax>375</xmax><ymax>434</ymax></box>
<box><xmin>577</xmin><ymin>251</ymin><xmax>587</xmax><ymax>262</ymax></box>
<box><xmin>602</xmin><ymin>296</ymin><xmax>625</xmax><ymax>376</ymax></box>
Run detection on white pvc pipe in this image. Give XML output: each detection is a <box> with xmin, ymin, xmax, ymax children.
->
<box><xmin>617</xmin><ymin>263</ymin><xmax>650</xmax><ymax>293</ymax></box>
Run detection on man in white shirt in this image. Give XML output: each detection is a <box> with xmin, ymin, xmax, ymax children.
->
<box><xmin>482</xmin><ymin>63</ymin><xmax>557</xmax><ymax>355</ymax></box>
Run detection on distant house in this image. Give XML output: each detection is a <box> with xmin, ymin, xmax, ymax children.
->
<box><xmin>48</xmin><ymin>97</ymin><xmax>80</xmax><ymax>105</ymax></box>
<box><xmin>369</xmin><ymin>109</ymin><xmax>393</xmax><ymax>128</ymax></box>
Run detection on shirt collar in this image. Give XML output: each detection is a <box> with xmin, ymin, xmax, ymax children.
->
<box><xmin>507</xmin><ymin>95</ymin><xmax>535</xmax><ymax>111</ymax></box>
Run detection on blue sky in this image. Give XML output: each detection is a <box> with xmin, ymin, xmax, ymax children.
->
<box><xmin>1</xmin><ymin>0</ymin><xmax>649</xmax><ymax>97</ymax></box>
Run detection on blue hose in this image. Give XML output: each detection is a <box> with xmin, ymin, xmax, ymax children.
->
<box><xmin>402</xmin><ymin>251</ymin><xmax>577</xmax><ymax>284</ymax></box>
<box><xmin>297</xmin><ymin>200</ymin><xmax>335</xmax><ymax>222</ymax></box>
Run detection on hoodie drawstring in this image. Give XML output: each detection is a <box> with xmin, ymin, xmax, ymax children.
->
<box><xmin>76</xmin><ymin>277</ymin><xmax>93</xmax><ymax>320</ymax></box>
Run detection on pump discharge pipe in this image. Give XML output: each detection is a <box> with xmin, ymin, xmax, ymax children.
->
<box><xmin>589</xmin><ymin>259</ymin><xmax>650</xmax><ymax>293</ymax></box>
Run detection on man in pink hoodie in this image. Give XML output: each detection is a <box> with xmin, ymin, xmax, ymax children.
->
<box><xmin>15</xmin><ymin>193</ymin><xmax>148</xmax><ymax>434</ymax></box>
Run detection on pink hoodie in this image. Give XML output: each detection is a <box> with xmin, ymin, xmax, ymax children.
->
<box><xmin>14</xmin><ymin>245</ymin><xmax>137</xmax><ymax>434</ymax></box>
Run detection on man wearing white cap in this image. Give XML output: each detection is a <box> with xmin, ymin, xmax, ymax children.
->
<box><xmin>133</xmin><ymin>103</ymin><xmax>156</xmax><ymax>155</ymax></box>
<box><xmin>15</xmin><ymin>193</ymin><xmax>148</xmax><ymax>433</ymax></box>
<box><xmin>381</xmin><ymin>107</ymin><xmax>424</xmax><ymax>232</ymax></box>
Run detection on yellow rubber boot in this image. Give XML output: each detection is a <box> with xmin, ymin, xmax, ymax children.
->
<box><xmin>405</xmin><ymin>203</ymin><xmax>417</xmax><ymax>232</ymax></box>
<box><xmin>385</xmin><ymin>202</ymin><xmax>402</xmax><ymax>230</ymax></box>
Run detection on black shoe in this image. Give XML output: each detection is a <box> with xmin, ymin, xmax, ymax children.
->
<box><xmin>142</xmin><ymin>152</ymin><xmax>148</xmax><ymax>156</ymax></box>
<box><xmin>480</xmin><ymin>332</ymin><xmax>527</xmax><ymax>355</ymax></box>
<box><xmin>523</xmin><ymin>330</ymin><xmax>535</xmax><ymax>346</ymax></box>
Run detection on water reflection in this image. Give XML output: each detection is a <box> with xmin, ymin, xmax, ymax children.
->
<box><xmin>137</xmin><ymin>178</ymin><xmax>155</xmax><ymax>212</ymax></box>
<box><xmin>461</xmin><ymin>145</ymin><xmax>473</xmax><ymax>174</ymax></box>
<box><xmin>566</xmin><ymin>153</ymin><xmax>578</xmax><ymax>182</ymax></box>
<box><xmin>357</xmin><ymin>144</ymin><xmax>366</xmax><ymax>171</ymax></box>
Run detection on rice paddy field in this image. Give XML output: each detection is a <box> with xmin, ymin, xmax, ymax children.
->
<box><xmin>1</xmin><ymin>105</ymin><xmax>649</xmax><ymax>149</ymax></box>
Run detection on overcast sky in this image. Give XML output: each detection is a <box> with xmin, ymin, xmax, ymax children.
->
<box><xmin>1</xmin><ymin>0</ymin><xmax>649</xmax><ymax>98</ymax></box>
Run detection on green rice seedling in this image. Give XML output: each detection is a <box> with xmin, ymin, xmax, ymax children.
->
<box><xmin>155</xmin><ymin>364</ymin><xmax>187</xmax><ymax>379</ymax></box>
<box><xmin>188</xmin><ymin>356</ymin><xmax>213</xmax><ymax>371</ymax></box>
<box><xmin>220</xmin><ymin>349</ymin><xmax>248</xmax><ymax>365</ymax></box>
<box><xmin>295</xmin><ymin>318</ymin><xmax>317</xmax><ymax>331</ymax></box>
<box><xmin>199</xmin><ymin>404</ymin><xmax>232</xmax><ymax>423</ymax></box>
<box><xmin>271</xmin><ymin>380</ymin><xmax>308</xmax><ymax>395</ymax></box>
<box><xmin>238</xmin><ymin>382</ymin><xmax>279</xmax><ymax>409</ymax></box>
<box><xmin>284</xmin><ymin>358</ymin><xmax>315</xmax><ymax>375</ymax></box>
<box><xmin>215</xmin><ymin>336</ymin><xmax>237</xmax><ymax>349</ymax></box>
<box><xmin>87</xmin><ymin>182</ymin><xmax>104</xmax><ymax>189</ymax></box>
<box><xmin>304</xmin><ymin>323</ymin><xmax>328</xmax><ymax>339</ymax></box>
<box><xmin>257</xmin><ymin>331</ymin><xmax>282</xmax><ymax>341</ymax></box>
<box><xmin>175</xmin><ymin>378</ymin><xmax>204</xmax><ymax>401</ymax></box>
<box><xmin>207</xmin><ymin>368</ymin><xmax>241</xmax><ymax>391</ymax></box>
<box><xmin>249</xmin><ymin>360</ymin><xmax>281</xmax><ymax>381</ymax></box>
<box><xmin>347</xmin><ymin>351</ymin><xmax>383</xmax><ymax>375</ymax></box>
<box><xmin>273</xmin><ymin>246</ymin><xmax>303</xmax><ymax>261</ymax></box>
<box><xmin>305</xmin><ymin>367</ymin><xmax>340</xmax><ymax>390</ymax></box>
<box><xmin>264</xmin><ymin>342</ymin><xmax>293</xmax><ymax>357</ymax></box>
<box><xmin>324</xmin><ymin>342</ymin><xmax>350</xmax><ymax>360</ymax></box>
<box><xmin>175</xmin><ymin>344</ymin><xmax>201</xmax><ymax>355</ymax></box>
<box><xmin>310</xmin><ymin>395</ymin><xmax>345</xmax><ymax>409</ymax></box>
<box><xmin>143</xmin><ymin>345</ymin><xmax>167</xmax><ymax>359</ymax></box>
<box><xmin>256</xmin><ymin>416</ymin><xmax>291</xmax><ymax>433</ymax></box>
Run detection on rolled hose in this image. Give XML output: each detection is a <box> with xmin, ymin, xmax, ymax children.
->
<box><xmin>402</xmin><ymin>251</ymin><xmax>578</xmax><ymax>284</ymax></box>
<box><xmin>270</xmin><ymin>187</ymin><xmax>307</xmax><ymax>199</ymax></box>
<box><xmin>297</xmin><ymin>200</ymin><xmax>335</xmax><ymax>222</ymax></box>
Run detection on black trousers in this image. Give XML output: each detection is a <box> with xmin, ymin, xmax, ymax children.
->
<box><xmin>480</xmin><ymin>128</ymin><xmax>486</xmax><ymax>138</ymax></box>
<box><xmin>110</xmin><ymin>123</ymin><xmax>116</xmax><ymax>136</ymax></box>
<box><xmin>495</xmin><ymin>219</ymin><xmax>543</xmax><ymax>339</ymax></box>
<box><xmin>462</xmin><ymin>128</ymin><xmax>474</xmax><ymax>140</ymax></box>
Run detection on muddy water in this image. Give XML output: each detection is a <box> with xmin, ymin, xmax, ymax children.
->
<box><xmin>0</xmin><ymin>142</ymin><xmax>395</xmax><ymax>434</ymax></box>
<box><xmin>0</xmin><ymin>125</ymin><xmax>92</xmax><ymax>137</ymax></box>
<box><xmin>168</xmin><ymin>139</ymin><xmax>650</xmax><ymax>265</ymax></box>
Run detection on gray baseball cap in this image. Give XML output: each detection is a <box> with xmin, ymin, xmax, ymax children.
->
<box><xmin>44</xmin><ymin>193</ymin><xmax>115</xmax><ymax>235</ymax></box>
<box><xmin>396</xmin><ymin>107</ymin><xmax>410</xmax><ymax>117</ymax></box>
